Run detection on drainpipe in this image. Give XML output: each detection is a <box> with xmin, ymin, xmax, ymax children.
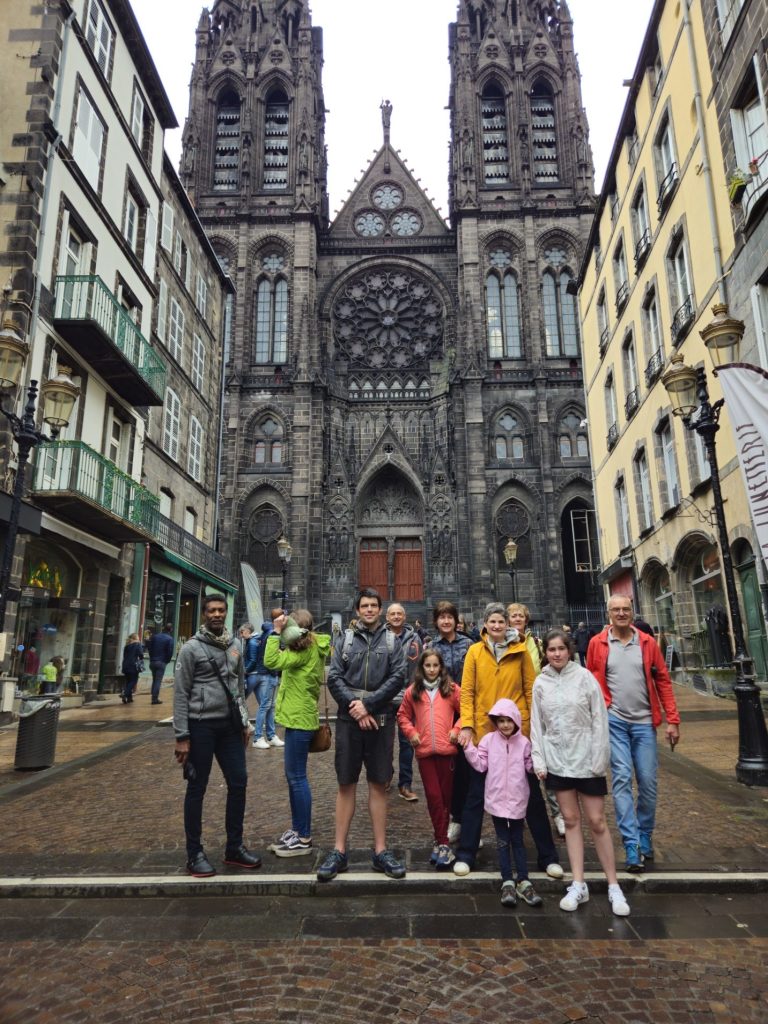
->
<box><xmin>683</xmin><ymin>0</ymin><xmax>727</xmax><ymax>304</ymax></box>
<box><xmin>138</xmin><ymin>542</ymin><xmax>150</xmax><ymax>638</ymax></box>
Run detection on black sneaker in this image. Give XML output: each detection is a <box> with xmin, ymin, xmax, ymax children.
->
<box><xmin>372</xmin><ymin>849</ymin><xmax>406</xmax><ymax>879</ymax></box>
<box><xmin>223</xmin><ymin>845</ymin><xmax>262</xmax><ymax>869</ymax></box>
<box><xmin>187</xmin><ymin>850</ymin><xmax>216</xmax><ymax>877</ymax></box>
<box><xmin>317</xmin><ymin>849</ymin><xmax>348</xmax><ymax>882</ymax></box>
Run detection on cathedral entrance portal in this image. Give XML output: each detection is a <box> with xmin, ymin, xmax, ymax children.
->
<box><xmin>356</xmin><ymin>467</ymin><xmax>424</xmax><ymax>603</ymax></box>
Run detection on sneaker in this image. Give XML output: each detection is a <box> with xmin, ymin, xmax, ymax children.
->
<box><xmin>398</xmin><ymin>786</ymin><xmax>418</xmax><ymax>802</ymax></box>
<box><xmin>316</xmin><ymin>849</ymin><xmax>348</xmax><ymax>882</ymax></box>
<box><xmin>186</xmin><ymin>850</ymin><xmax>216</xmax><ymax>877</ymax></box>
<box><xmin>639</xmin><ymin>832</ymin><xmax>654</xmax><ymax>860</ymax></box>
<box><xmin>608</xmin><ymin>883</ymin><xmax>631</xmax><ymax>916</ymax></box>
<box><xmin>447</xmin><ymin>821</ymin><xmax>462</xmax><ymax>844</ymax></box>
<box><xmin>516</xmin><ymin>879</ymin><xmax>543</xmax><ymax>907</ymax></box>
<box><xmin>559</xmin><ymin>881</ymin><xmax>589</xmax><ymax>912</ymax></box>
<box><xmin>274</xmin><ymin>834</ymin><xmax>313</xmax><ymax>858</ymax></box>
<box><xmin>269</xmin><ymin>735</ymin><xmax>285</xmax><ymax>748</ymax></box>
<box><xmin>429</xmin><ymin>843</ymin><xmax>439</xmax><ymax>866</ymax></box>
<box><xmin>372</xmin><ymin>849</ymin><xmax>406</xmax><ymax>879</ymax></box>
<box><xmin>223</xmin><ymin>845</ymin><xmax>262</xmax><ymax>869</ymax></box>
<box><xmin>453</xmin><ymin>860</ymin><xmax>471</xmax><ymax>877</ymax></box>
<box><xmin>435</xmin><ymin>844</ymin><xmax>455</xmax><ymax>870</ymax></box>
<box><xmin>500</xmin><ymin>881</ymin><xmax>517</xmax><ymax>907</ymax></box>
<box><xmin>268</xmin><ymin>829</ymin><xmax>297</xmax><ymax>853</ymax></box>
<box><xmin>252</xmin><ymin>737</ymin><xmax>270</xmax><ymax>749</ymax></box>
<box><xmin>554</xmin><ymin>813</ymin><xmax>566</xmax><ymax>837</ymax></box>
<box><xmin>545</xmin><ymin>862</ymin><xmax>564</xmax><ymax>879</ymax></box>
<box><xmin>625</xmin><ymin>843</ymin><xmax>644</xmax><ymax>873</ymax></box>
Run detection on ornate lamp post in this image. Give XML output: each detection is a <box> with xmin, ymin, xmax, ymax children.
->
<box><xmin>661</xmin><ymin>304</ymin><xmax>768</xmax><ymax>786</ymax></box>
<box><xmin>503</xmin><ymin>536</ymin><xmax>518</xmax><ymax>603</ymax></box>
<box><xmin>276</xmin><ymin>534</ymin><xmax>292</xmax><ymax>610</ymax></box>
<box><xmin>0</xmin><ymin>318</ymin><xmax>79</xmax><ymax>633</ymax></box>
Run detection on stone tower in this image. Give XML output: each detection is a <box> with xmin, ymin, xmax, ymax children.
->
<box><xmin>182</xmin><ymin>0</ymin><xmax>601</xmax><ymax>626</ymax></box>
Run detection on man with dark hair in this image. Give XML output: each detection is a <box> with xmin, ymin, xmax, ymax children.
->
<box><xmin>173</xmin><ymin>593</ymin><xmax>261</xmax><ymax>877</ymax></box>
<box><xmin>318</xmin><ymin>587</ymin><xmax>407</xmax><ymax>881</ymax></box>
<box><xmin>146</xmin><ymin>623</ymin><xmax>174</xmax><ymax>705</ymax></box>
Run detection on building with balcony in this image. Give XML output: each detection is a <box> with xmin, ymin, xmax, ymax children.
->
<box><xmin>578</xmin><ymin>0</ymin><xmax>768</xmax><ymax>680</ymax></box>
<box><xmin>0</xmin><ymin>1</ymin><xmax>178</xmax><ymax>691</ymax></box>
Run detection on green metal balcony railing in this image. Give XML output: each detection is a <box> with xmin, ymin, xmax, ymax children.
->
<box><xmin>53</xmin><ymin>275</ymin><xmax>166</xmax><ymax>398</ymax></box>
<box><xmin>33</xmin><ymin>440</ymin><xmax>159</xmax><ymax>535</ymax></box>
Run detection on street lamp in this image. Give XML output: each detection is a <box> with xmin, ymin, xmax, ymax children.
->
<box><xmin>503</xmin><ymin>536</ymin><xmax>518</xmax><ymax>603</ymax></box>
<box><xmin>0</xmin><ymin>318</ymin><xmax>79</xmax><ymax>633</ymax></box>
<box><xmin>661</xmin><ymin>305</ymin><xmax>768</xmax><ymax>787</ymax></box>
<box><xmin>276</xmin><ymin>534</ymin><xmax>292</xmax><ymax>609</ymax></box>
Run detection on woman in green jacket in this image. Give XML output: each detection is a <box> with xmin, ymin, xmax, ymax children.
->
<box><xmin>263</xmin><ymin>609</ymin><xmax>331</xmax><ymax>857</ymax></box>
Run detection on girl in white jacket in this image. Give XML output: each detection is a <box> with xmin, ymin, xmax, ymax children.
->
<box><xmin>531</xmin><ymin>629</ymin><xmax>630</xmax><ymax>917</ymax></box>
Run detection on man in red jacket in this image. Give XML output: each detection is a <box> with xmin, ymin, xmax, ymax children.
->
<box><xmin>587</xmin><ymin>595</ymin><xmax>680</xmax><ymax>872</ymax></box>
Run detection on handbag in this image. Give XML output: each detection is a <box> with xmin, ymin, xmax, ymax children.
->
<box><xmin>198</xmin><ymin>641</ymin><xmax>250</xmax><ymax>732</ymax></box>
<box><xmin>309</xmin><ymin>681</ymin><xmax>332</xmax><ymax>753</ymax></box>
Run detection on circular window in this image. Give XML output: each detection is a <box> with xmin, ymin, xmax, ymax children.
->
<box><xmin>354</xmin><ymin>211</ymin><xmax>385</xmax><ymax>237</ymax></box>
<box><xmin>372</xmin><ymin>183</ymin><xmax>403</xmax><ymax>210</ymax></box>
<box><xmin>391</xmin><ymin>211</ymin><xmax>422</xmax><ymax>237</ymax></box>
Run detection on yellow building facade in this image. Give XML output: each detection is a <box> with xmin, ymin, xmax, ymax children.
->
<box><xmin>579</xmin><ymin>0</ymin><xmax>768</xmax><ymax>682</ymax></box>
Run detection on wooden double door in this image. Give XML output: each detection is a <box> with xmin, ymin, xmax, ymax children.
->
<box><xmin>359</xmin><ymin>538</ymin><xmax>423</xmax><ymax>602</ymax></box>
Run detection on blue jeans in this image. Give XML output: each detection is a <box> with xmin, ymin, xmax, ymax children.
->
<box><xmin>184</xmin><ymin>717</ymin><xmax>247</xmax><ymax>858</ymax></box>
<box><xmin>252</xmin><ymin>673</ymin><xmax>278</xmax><ymax>740</ymax></box>
<box><xmin>492</xmin><ymin>816</ymin><xmax>528</xmax><ymax>883</ymax></box>
<box><xmin>397</xmin><ymin>723</ymin><xmax>414</xmax><ymax>788</ymax></box>
<box><xmin>149</xmin><ymin>662</ymin><xmax>167</xmax><ymax>701</ymax></box>
<box><xmin>608</xmin><ymin>714</ymin><xmax>658</xmax><ymax>848</ymax></box>
<box><xmin>284</xmin><ymin>727</ymin><xmax>314</xmax><ymax>837</ymax></box>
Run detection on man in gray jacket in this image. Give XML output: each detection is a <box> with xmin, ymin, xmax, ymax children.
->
<box><xmin>317</xmin><ymin>588</ymin><xmax>407</xmax><ymax>881</ymax></box>
<box><xmin>173</xmin><ymin>594</ymin><xmax>261</xmax><ymax>877</ymax></box>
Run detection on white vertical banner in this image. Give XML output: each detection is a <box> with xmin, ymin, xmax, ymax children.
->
<box><xmin>717</xmin><ymin>363</ymin><xmax>768</xmax><ymax>560</ymax></box>
<box><xmin>240</xmin><ymin>562</ymin><xmax>263</xmax><ymax>628</ymax></box>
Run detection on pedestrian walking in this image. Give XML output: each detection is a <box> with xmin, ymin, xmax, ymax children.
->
<box><xmin>397</xmin><ymin>649</ymin><xmax>461</xmax><ymax>870</ymax></box>
<box><xmin>263</xmin><ymin>609</ymin><xmax>331</xmax><ymax>858</ymax></box>
<box><xmin>385</xmin><ymin>602</ymin><xmax>422</xmax><ymax>802</ymax></box>
<box><xmin>531</xmin><ymin>628</ymin><xmax>630</xmax><ymax>917</ymax></box>
<box><xmin>573</xmin><ymin>621</ymin><xmax>591</xmax><ymax>666</ymax></box>
<box><xmin>121</xmin><ymin>633</ymin><xmax>144</xmax><ymax>704</ymax></box>
<box><xmin>464</xmin><ymin>698</ymin><xmax>543</xmax><ymax>909</ymax></box>
<box><xmin>173</xmin><ymin>593</ymin><xmax>261</xmax><ymax>878</ymax></box>
<box><xmin>246</xmin><ymin>612</ymin><xmax>284</xmax><ymax>750</ymax></box>
<box><xmin>145</xmin><ymin>623</ymin><xmax>174</xmax><ymax>705</ymax></box>
<box><xmin>317</xmin><ymin>587</ymin><xmax>407</xmax><ymax>882</ymax></box>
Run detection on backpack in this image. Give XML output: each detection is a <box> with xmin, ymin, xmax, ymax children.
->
<box><xmin>341</xmin><ymin>627</ymin><xmax>395</xmax><ymax>662</ymax></box>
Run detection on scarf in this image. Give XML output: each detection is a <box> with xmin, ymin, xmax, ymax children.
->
<box><xmin>485</xmin><ymin>627</ymin><xmax>521</xmax><ymax>663</ymax></box>
<box><xmin>422</xmin><ymin>676</ymin><xmax>441</xmax><ymax>691</ymax></box>
<box><xmin>199</xmin><ymin>625</ymin><xmax>232</xmax><ymax>650</ymax></box>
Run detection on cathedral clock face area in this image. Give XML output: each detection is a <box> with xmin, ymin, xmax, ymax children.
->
<box><xmin>391</xmin><ymin>210</ymin><xmax>422</xmax><ymax>236</ymax></box>
<box><xmin>354</xmin><ymin>211</ymin><xmax>386</xmax><ymax>237</ymax></box>
<box><xmin>372</xmin><ymin>183</ymin><xmax>404</xmax><ymax>210</ymax></box>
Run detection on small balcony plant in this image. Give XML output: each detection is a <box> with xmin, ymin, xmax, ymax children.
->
<box><xmin>728</xmin><ymin>168</ymin><xmax>750</xmax><ymax>205</ymax></box>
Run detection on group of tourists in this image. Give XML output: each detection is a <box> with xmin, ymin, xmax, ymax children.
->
<box><xmin>172</xmin><ymin>588</ymin><xmax>680</xmax><ymax>919</ymax></box>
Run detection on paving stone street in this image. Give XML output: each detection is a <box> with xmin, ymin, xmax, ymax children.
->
<box><xmin>0</xmin><ymin>682</ymin><xmax>766</xmax><ymax>1023</ymax></box>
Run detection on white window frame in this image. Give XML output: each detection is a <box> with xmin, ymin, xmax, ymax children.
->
<box><xmin>645</xmin><ymin>292</ymin><xmax>662</xmax><ymax>357</ymax></box>
<box><xmin>671</xmin><ymin>237</ymin><xmax>692</xmax><ymax>307</ymax></box>
<box><xmin>730</xmin><ymin>59</ymin><xmax>768</xmax><ymax>222</ymax></box>
<box><xmin>168</xmin><ymin>297</ymin><xmax>184</xmax><ymax>362</ymax></box>
<box><xmin>156</xmin><ymin>278</ymin><xmax>168</xmax><ymax>342</ymax></box>
<box><xmin>124</xmin><ymin>193</ymin><xmax>139</xmax><ymax>253</ymax></box>
<box><xmin>73</xmin><ymin>88</ymin><xmax>105</xmax><ymax>191</ymax></box>
<box><xmin>624</xmin><ymin>335</ymin><xmax>638</xmax><ymax>392</ymax></box>
<box><xmin>130</xmin><ymin>86</ymin><xmax>145</xmax><ymax>148</ymax></box>
<box><xmin>616</xmin><ymin>479</ymin><xmax>630</xmax><ymax>548</ymax></box>
<box><xmin>161</xmin><ymin>202</ymin><xmax>174</xmax><ymax>252</ymax></box>
<box><xmin>162</xmin><ymin>388</ymin><xmax>181</xmax><ymax>461</ymax></box>
<box><xmin>195</xmin><ymin>273</ymin><xmax>208</xmax><ymax>317</ymax></box>
<box><xmin>188</xmin><ymin>415</ymin><xmax>203</xmax><ymax>482</ymax></box>
<box><xmin>660</xmin><ymin>420</ymin><xmax>681</xmax><ymax>506</ymax></box>
<box><xmin>716</xmin><ymin>0</ymin><xmax>745</xmax><ymax>44</ymax></box>
<box><xmin>173</xmin><ymin>231</ymin><xmax>183</xmax><ymax>275</ymax></box>
<box><xmin>85</xmin><ymin>0</ymin><xmax>113</xmax><ymax>77</ymax></box>
<box><xmin>636</xmin><ymin>449</ymin><xmax>654</xmax><ymax>531</ymax></box>
<box><xmin>191</xmin><ymin>333</ymin><xmax>205</xmax><ymax>392</ymax></box>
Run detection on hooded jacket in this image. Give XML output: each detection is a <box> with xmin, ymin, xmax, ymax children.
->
<box><xmin>530</xmin><ymin>660</ymin><xmax>609</xmax><ymax>779</ymax></box>
<box><xmin>397</xmin><ymin>681</ymin><xmax>461</xmax><ymax>758</ymax></box>
<box><xmin>245</xmin><ymin>622</ymin><xmax>277</xmax><ymax>677</ymax></box>
<box><xmin>586</xmin><ymin>626</ymin><xmax>680</xmax><ymax>728</ymax></box>
<box><xmin>460</xmin><ymin>630</ymin><xmax>536</xmax><ymax>741</ymax></box>
<box><xmin>327</xmin><ymin>621</ymin><xmax>407</xmax><ymax>721</ymax></box>
<box><xmin>265</xmin><ymin>632</ymin><xmax>332</xmax><ymax>731</ymax></box>
<box><xmin>173</xmin><ymin>630</ymin><xmax>244</xmax><ymax>740</ymax></box>
<box><xmin>463</xmin><ymin>698</ymin><xmax>532</xmax><ymax>819</ymax></box>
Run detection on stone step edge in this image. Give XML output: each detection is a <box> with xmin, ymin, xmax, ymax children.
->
<box><xmin>1</xmin><ymin>870</ymin><xmax>766</xmax><ymax>898</ymax></box>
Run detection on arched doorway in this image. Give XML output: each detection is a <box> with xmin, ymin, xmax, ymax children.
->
<box><xmin>356</xmin><ymin>466</ymin><xmax>424</xmax><ymax>603</ymax></box>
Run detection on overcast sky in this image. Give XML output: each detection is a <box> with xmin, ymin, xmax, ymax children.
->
<box><xmin>130</xmin><ymin>0</ymin><xmax>655</xmax><ymax>215</ymax></box>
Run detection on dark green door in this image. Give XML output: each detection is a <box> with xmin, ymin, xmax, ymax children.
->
<box><xmin>738</xmin><ymin>562</ymin><xmax>768</xmax><ymax>681</ymax></box>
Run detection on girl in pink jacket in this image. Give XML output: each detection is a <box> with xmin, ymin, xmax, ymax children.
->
<box><xmin>397</xmin><ymin>650</ymin><xmax>461</xmax><ymax>870</ymax></box>
<box><xmin>464</xmin><ymin>698</ymin><xmax>543</xmax><ymax>908</ymax></box>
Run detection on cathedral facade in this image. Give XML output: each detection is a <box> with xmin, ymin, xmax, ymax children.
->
<box><xmin>180</xmin><ymin>0</ymin><xmax>601</xmax><ymax>626</ymax></box>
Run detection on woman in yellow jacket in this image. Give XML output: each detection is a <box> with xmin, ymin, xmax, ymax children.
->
<box><xmin>454</xmin><ymin>602</ymin><xmax>562</xmax><ymax>879</ymax></box>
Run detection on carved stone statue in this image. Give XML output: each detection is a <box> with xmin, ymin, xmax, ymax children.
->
<box><xmin>380</xmin><ymin>99</ymin><xmax>392</xmax><ymax>144</ymax></box>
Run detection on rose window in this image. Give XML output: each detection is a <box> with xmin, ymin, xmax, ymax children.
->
<box><xmin>391</xmin><ymin>211</ymin><xmax>422</xmax><ymax>236</ymax></box>
<box><xmin>333</xmin><ymin>268</ymin><xmax>444</xmax><ymax>368</ymax></box>
<box><xmin>373</xmin><ymin>184</ymin><xmax>403</xmax><ymax>210</ymax></box>
<box><xmin>354</xmin><ymin>211</ymin><xmax>385</xmax><ymax>237</ymax></box>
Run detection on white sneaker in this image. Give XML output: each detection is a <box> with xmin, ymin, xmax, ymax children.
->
<box><xmin>559</xmin><ymin>881</ymin><xmax>589</xmax><ymax>912</ymax></box>
<box><xmin>269</xmin><ymin>735</ymin><xmax>285</xmax><ymax>747</ymax></box>
<box><xmin>447</xmin><ymin>821</ymin><xmax>462</xmax><ymax>844</ymax></box>
<box><xmin>546</xmin><ymin>862</ymin><xmax>564</xmax><ymax>879</ymax></box>
<box><xmin>252</xmin><ymin>737</ymin><xmax>270</xmax><ymax>749</ymax></box>
<box><xmin>608</xmin><ymin>884</ymin><xmax>630</xmax><ymax>917</ymax></box>
<box><xmin>453</xmin><ymin>860</ymin><xmax>471</xmax><ymax>876</ymax></box>
<box><xmin>554</xmin><ymin>814</ymin><xmax>566</xmax><ymax>836</ymax></box>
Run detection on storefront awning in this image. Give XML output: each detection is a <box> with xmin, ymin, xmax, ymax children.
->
<box><xmin>162</xmin><ymin>550</ymin><xmax>237</xmax><ymax>594</ymax></box>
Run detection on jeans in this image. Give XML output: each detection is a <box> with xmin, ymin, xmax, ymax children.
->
<box><xmin>252</xmin><ymin>673</ymin><xmax>278</xmax><ymax>740</ymax></box>
<box><xmin>396</xmin><ymin>724</ymin><xmax>414</xmax><ymax>788</ymax></box>
<box><xmin>608</xmin><ymin>714</ymin><xmax>658</xmax><ymax>848</ymax></box>
<box><xmin>149</xmin><ymin>662</ymin><xmax>167</xmax><ymax>701</ymax></box>
<box><xmin>122</xmin><ymin>672</ymin><xmax>138</xmax><ymax>701</ymax></box>
<box><xmin>491</xmin><ymin>816</ymin><xmax>528</xmax><ymax>883</ymax></box>
<box><xmin>284</xmin><ymin>727</ymin><xmax>314</xmax><ymax>837</ymax></box>
<box><xmin>184</xmin><ymin>717</ymin><xmax>247</xmax><ymax>859</ymax></box>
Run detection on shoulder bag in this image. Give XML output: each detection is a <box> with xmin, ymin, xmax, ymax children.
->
<box><xmin>309</xmin><ymin>680</ymin><xmax>332</xmax><ymax>753</ymax></box>
<box><xmin>197</xmin><ymin>640</ymin><xmax>250</xmax><ymax>732</ymax></box>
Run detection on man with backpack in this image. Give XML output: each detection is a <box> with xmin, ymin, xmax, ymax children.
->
<box><xmin>245</xmin><ymin>612</ymin><xmax>283</xmax><ymax>749</ymax></box>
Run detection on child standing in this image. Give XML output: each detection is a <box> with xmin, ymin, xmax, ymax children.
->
<box><xmin>463</xmin><ymin>697</ymin><xmax>543</xmax><ymax>908</ymax></box>
<box><xmin>397</xmin><ymin>650</ymin><xmax>461</xmax><ymax>870</ymax></box>
<box><xmin>530</xmin><ymin>629</ymin><xmax>630</xmax><ymax>917</ymax></box>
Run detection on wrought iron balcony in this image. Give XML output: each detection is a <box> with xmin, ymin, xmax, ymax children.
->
<box><xmin>634</xmin><ymin>229</ymin><xmax>651</xmax><ymax>270</ymax></box>
<box><xmin>615</xmin><ymin>281</ymin><xmax>629</xmax><ymax>315</ymax></box>
<box><xmin>672</xmin><ymin>294</ymin><xmax>695</xmax><ymax>343</ymax></box>
<box><xmin>154</xmin><ymin>512</ymin><xmax>231</xmax><ymax>582</ymax></box>
<box><xmin>53</xmin><ymin>275</ymin><xmax>166</xmax><ymax>406</ymax></box>
<box><xmin>599</xmin><ymin>326</ymin><xmax>611</xmax><ymax>357</ymax></box>
<box><xmin>32</xmin><ymin>440</ymin><xmax>159</xmax><ymax>541</ymax></box>
<box><xmin>624</xmin><ymin>386</ymin><xmax>640</xmax><ymax>419</ymax></box>
<box><xmin>607</xmin><ymin>422</ymin><xmax>619</xmax><ymax>450</ymax></box>
<box><xmin>645</xmin><ymin>348</ymin><xmax>664</xmax><ymax>386</ymax></box>
<box><xmin>656</xmin><ymin>164</ymin><xmax>679</xmax><ymax>215</ymax></box>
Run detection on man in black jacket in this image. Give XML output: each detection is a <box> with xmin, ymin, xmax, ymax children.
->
<box><xmin>146</xmin><ymin>623</ymin><xmax>174</xmax><ymax>705</ymax></box>
<box><xmin>317</xmin><ymin>588</ymin><xmax>407</xmax><ymax>881</ymax></box>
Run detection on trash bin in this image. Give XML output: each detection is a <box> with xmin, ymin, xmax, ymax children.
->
<box><xmin>14</xmin><ymin>694</ymin><xmax>61</xmax><ymax>770</ymax></box>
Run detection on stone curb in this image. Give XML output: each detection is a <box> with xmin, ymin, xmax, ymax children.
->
<box><xmin>1</xmin><ymin>870</ymin><xmax>766</xmax><ymax>899</ymax></box>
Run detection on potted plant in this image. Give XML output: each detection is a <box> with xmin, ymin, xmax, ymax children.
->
<box><xmin>728</xmin><ymin>168</ymin><xmax>750</xmax><ymax>205</ymax></box>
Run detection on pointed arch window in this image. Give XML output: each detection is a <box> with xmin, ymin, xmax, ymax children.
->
<box><xmin>531</xmin><ymin>81</ymin><xmax>559</xmax><ymax>183</ymax></box>
<box><xmin>255</xmin><ymin>278</ymin><xmax>288</xmax><ymax>363</ymax></box>
<box><xmin>543</xmin><ymin>271</ymin><xmax>579</xmax><ymax>357</ymax></box>
<box><xmin>264</xmin><ymin>89</ymin><xmax>289</xmax><ymax>190</ymax></box>
<box><xmin>486</xmin><ymin>271</ymin><xmax>522</xmax><ymax>358</ymax></box>
<box><xmin>494</xmin><ymin>412</ymin><xmax>524</xmax><ymax>461</ymax></box>
<box><xmin>254</xmin><ymin>416</ymin><xmax>284</xmax><ymax>465</ymax></box>
<box><xmin>213</xmin><ymin>89</ymin><xmax>240</xmax><ymax>191</ymax></box>
<box><xmin>481</xmin><ymin>83</ymin><xmax>510</xmax><ymax>185</ymax></box>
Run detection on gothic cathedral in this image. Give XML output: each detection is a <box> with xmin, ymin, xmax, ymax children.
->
<box><xmin>181</xmin><ymin>0</ymin><xmax>601</xmax><ymax>626</ymax></box>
